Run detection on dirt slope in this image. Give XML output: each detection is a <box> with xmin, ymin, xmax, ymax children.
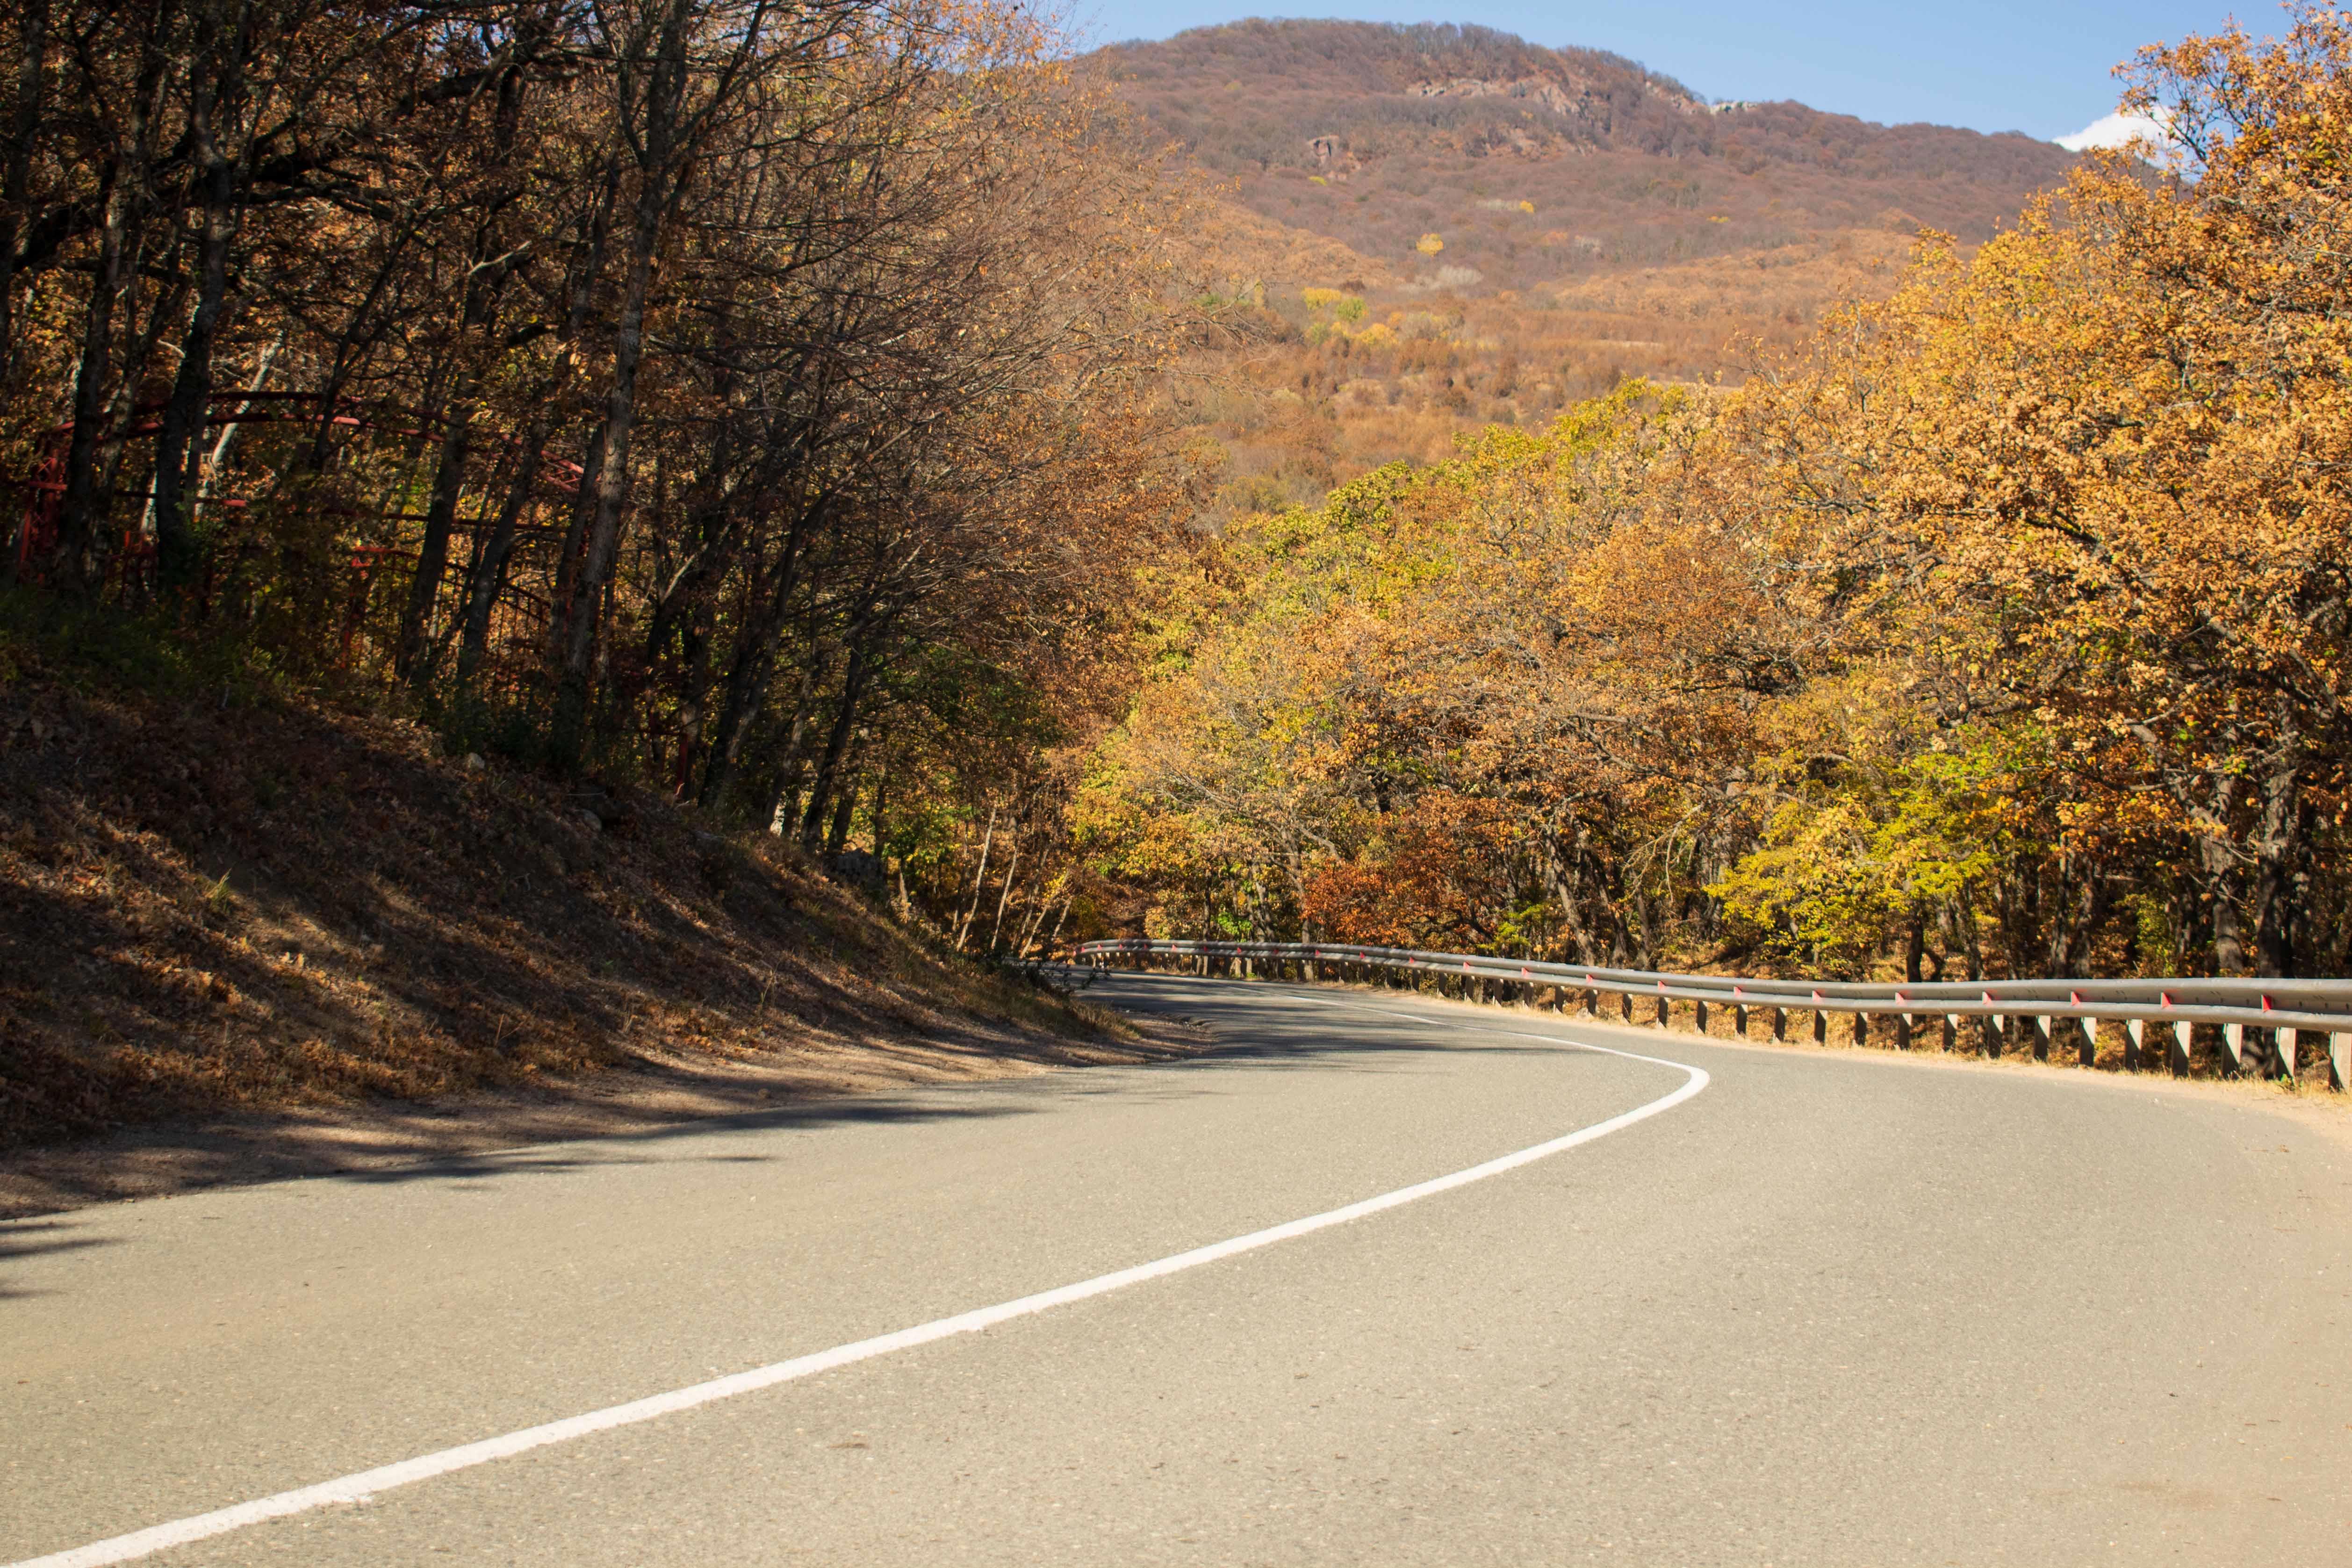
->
<box><xmin>0</xmin><ymin>663</ymin><xmax>1184</xmax><ymax>1211</ymax></box>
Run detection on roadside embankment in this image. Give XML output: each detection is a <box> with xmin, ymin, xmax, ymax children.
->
<box><xmin>0</xmin><ymin>670</ymin><xmax>1189</xmax><ymax>1216</ymax></box>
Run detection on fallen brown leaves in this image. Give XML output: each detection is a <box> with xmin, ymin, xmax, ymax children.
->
<box><xmin>0</xmin><ymin>673</ymin><xmax>1161</xmax><ymax>1162</ymax></box>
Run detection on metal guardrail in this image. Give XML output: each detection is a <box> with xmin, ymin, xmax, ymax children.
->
<box><xmin>1071</xmin><ymin>938</ymin><xmax>2352</xmax><ymax>1090</ymax></box>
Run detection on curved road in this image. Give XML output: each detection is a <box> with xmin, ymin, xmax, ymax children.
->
<box><xmin>3</xmin><ymin>975</ymin><xmax>2347</xmax><ymax>1565</ymax></box>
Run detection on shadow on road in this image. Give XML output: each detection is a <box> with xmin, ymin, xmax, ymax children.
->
<box><xmin>0</xmin><ymin>1219</ymin><xmax>118</xmax><ymax>1300</ymax></box>
<box><xmin>2</xmin><ymin>974</ymin><xmax>1607</xmax><ymax>1244</ymax></box>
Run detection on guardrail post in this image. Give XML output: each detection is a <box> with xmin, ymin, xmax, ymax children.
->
<box><xmin>1065</xmin><ymin>944</ymin><xmax>2352</xmax><ymax>1084</ymax></box>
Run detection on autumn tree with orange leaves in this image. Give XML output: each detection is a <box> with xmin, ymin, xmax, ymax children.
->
<box><xmin>1086</xmin><ymin>6</ymin><xmax>2352</xmax><ymax>984</ymax></box>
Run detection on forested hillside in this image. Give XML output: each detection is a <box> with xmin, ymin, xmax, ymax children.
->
<box><xmin>1081</xmin><ymin>11</ymin><xmax>2352</xmax><ymax>986</ymax></box>
<box><xmin>1098</xmin><ymin>20</ymin><xmax>2080</xmax><ymax>287</ymax></box>
<box><xmin>1096</xmin><ymin>21</ymin><xmax>2089</xmax><ymax>530</ymax></box>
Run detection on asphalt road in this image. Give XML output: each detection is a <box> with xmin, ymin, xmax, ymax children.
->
<box><xmin>4</xmin><ymin>975</ymin><xmax>2349</xmax><ymax>1566</ymax></box>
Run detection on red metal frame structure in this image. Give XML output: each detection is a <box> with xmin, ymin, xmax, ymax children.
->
<box><xmin>7</xmin><ymin>391</ymin><xmax>581</xmax><ymax>685</ymax></box>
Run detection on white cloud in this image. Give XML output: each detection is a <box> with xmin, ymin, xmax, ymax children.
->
<box><xmin>2056</xmin><ymin>112</ymin><xmax>2169</xmax><ymax>156</ymax></box>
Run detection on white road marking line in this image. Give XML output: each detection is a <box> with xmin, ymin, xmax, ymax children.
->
<box><xmin>11</xmin><ymin>993</ymin><xmax>1706</xmax><ymax>1568</ymax></box>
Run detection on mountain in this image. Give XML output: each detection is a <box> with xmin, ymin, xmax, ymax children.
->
<box><xmin>1089</xmin><ymin>21</ymin><xmax>2090</xmax><ymax>523</ymax></box>
<box><xmin>1094</xmin><ymin>20</ymin><xmax>2082</xmax><ymax>295</ymax></box>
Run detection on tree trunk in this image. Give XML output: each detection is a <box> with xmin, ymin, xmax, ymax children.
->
<box><xmin>549</xmin><ymin>229</ymin><xmax>654</xmax><ymax>765</ymax></box>
<box><xmin>53</xmin><ymin>154</ymin><xmax>131</xmax><ymax>589</ymax></box>
<box><xmin>544</xmin><ymin>417</ymin><xmax>606</xmax><ymax>661</ymax></box>
<box><xmin>1038</xmin><ymin>889</ymin><xmax>1075</xmax><ymax>958</ymax></box>
<box><xmin>2250</xmin><ymin>739</ymin><xmax>2302</xmax><ymax>978</ymax></box>
<box><xmin>550</xmin><ymin>1</ymin><xmax>694</xmax><ymax>767</ymax></box>
<box><xmin>954</xmin><ymin>806</ymin><xmax>998</xmax><ymax>950</ymax></box>
<box><xmin>194</xmin><ymin>325</ymin><xmax>281</xmax><ymax>511</ymax></box>
<box><xmin>797</xmin><ymin>624</ymin><xmax>877</xmax><ymax>848</ymax></box>
<box><xmin>300</xmin><ymin>215</ymin><xmax>423</xmax><ymax>473</ymax></box>
<box><xmin>696</xmin><ymin>496</ymin><xmax>826</xmax><ymax>807</ymax></box>
<box><xmin>396</xmin><ymin>386</ymin><xmax>475</xmax><ymax>681</ymax></box>
<box><xmin>764</xmin><ymin>646</ymin><xmax>827</xmax><ymax>835</ymax></box>
<box><xmin>823</xmin><ymin>769</ymin><xmax>858</xmax><ymax>856</ymax></box>
<box><xmin>1014</xmin><ymin>887</ymin><xmax>1052</xmax><ymax>957</ymax></box>
<box><xmin>986</xmin><ymin>840</ymin><xmax>1024</xmax><ymax>954</ymax></box>
<box><xmin>152</xmin><ymin>0</ymin><xmax>248</xmax><ymax>590</ymax></box>
<box><xmin>454</xmin><ymin>404</ymin><xmax>554</xmax><ymax>693</ymax></box>
<box><xmin>2198</xmin><ymin>796</ymin><xmax>2248</xmax><ymax>974</ymax></box>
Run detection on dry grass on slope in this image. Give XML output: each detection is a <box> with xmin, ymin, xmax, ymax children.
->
<box><xmin>1191</xmin><ymin>197</ymin><xmax>1398</xmax><ymax>294</ymax></box>
<box><xmin>1548</xmin><ymin>226</ymin><xmax>1922</xmax><ymax>328</ymax></box>
<box><xmin>0</xmin><ymin>660</ymin><xmax>1180</xmax><ymax>1208</ymax></box>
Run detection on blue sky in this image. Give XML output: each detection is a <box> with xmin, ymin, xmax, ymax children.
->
<box><xmin>1073</xmin><ymin>2</ymin><xmax>2259</xmax><ymax>142</ymax></box>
